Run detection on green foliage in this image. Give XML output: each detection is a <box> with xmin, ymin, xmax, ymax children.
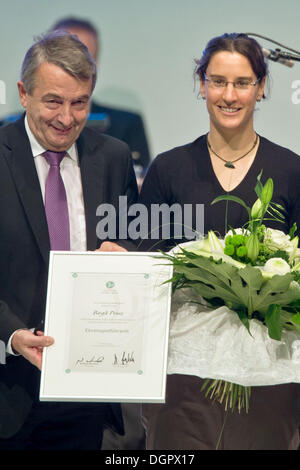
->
<box><xmin>201</xmin><ymin>379</ymin><xmax>251</xmax><ymax>415</ymax></box>
<box><xmin>224</xmin><ymin>244</ymin><xmax>234</xmax><ymax>256</ymax></box>
<box><xmin>265</xmin><ymin>304</ymin><xmax>282</xmax><ymax>341</ymax></box>
<box><xmin>166</xmin><ymin>249</ymin><xmax>300</xmax><ymax>341</ymax></box>
<box><xmin>166</xmin><ymin>171</ymin><xmax>300</xmax><ymax>413</ymax></box>
<box><xmin>232</xmin><ymin>234</ymin><xmax>244</xmax><ymax>246</ymax></box>
<box><xmin>211</xmin><ymin>172</ymin><xmax>286</xmax><ymax>263</ymax></box>
<box><xmin>224</xmin><ymin>233</ymin><xmax>249</xmax><ymax>262</ymax></box>
<box><xmin>289</xmin><ymin>223</ymin><xmax>297</xmax><ymax>239</ymax></box>
<box><xmin>236</xmin><ymin>246</ymin><xmax>247</xmax><ymax>258</ymax></box>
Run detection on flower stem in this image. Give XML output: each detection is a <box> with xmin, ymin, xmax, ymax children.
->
<box><xmin>215</xmin><ymin>409</ymin><xmax>229</xmax><ymax>450</ymax></box>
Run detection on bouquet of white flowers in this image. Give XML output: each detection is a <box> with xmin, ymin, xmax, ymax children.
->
<box><xmin>164</xmin><ymin>172</ymin><xmax>300</xmax><ymax>413</ymax></box>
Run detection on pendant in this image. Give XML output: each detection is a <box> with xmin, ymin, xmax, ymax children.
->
<box><xmin>225</xmin><ymin>161</ymin><xmax>235</xmax><ymax>169</ymax></box>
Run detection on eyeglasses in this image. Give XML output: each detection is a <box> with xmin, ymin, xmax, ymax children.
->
<box><xmin>204</xmin><ymin>74</ymin><xmax>260</xmax><ymax>90</ymax></box>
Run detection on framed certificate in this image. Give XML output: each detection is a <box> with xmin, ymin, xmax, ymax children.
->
<box><xmin>40</xmin><ymin>251</ymin><xmax>173</xmax><ymax>403</ymax></box>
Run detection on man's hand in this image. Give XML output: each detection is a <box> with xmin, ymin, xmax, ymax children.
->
<box><xmin>11</xmin><ymin>329</ymin><xmax>54</xmax><ymax>370</ymax></box>
<box><xmin>96</xmin><ymin>242</ymin><xmax>127</xmax><ymax>252</ymax></box>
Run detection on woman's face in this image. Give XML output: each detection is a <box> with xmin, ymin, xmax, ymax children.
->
<box><xmin>200</xmin><ymin>51</ymin><xmax>265</xmax><ymax>134</ymax></box>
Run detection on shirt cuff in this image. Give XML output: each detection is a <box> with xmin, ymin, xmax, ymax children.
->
<box><xmin>6</xmin><ymin>328</ymin><xmax>34</xmax><ymax>355</ymax></box>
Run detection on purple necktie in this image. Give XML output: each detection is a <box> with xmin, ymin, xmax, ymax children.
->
<box><xmin>43</xmin><ymin>150</ymin><xmax>70</xmax><ymax>250</ymax></box>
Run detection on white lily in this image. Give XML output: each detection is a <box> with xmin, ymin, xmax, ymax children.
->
<box><xmin>208</xmin><ymin>230</ymin><xmax>224</xmax><ymax>253</ymax></box>
<box><xmin>187</xmin><ymin>247</ymin><xmax>246</xmax><ymax>269</ymax></box>
<box><xmin>177</xmin><ymin>235</ymin><xmax>244</xmax><ymax>268</ymax></box>
<box><xmin>292</xmin><ymin>259</ymin><xmax>300</xmax><ymax>272</ymax></box>
<box><xmin>289</xmin><ymin>236</ymin><xmax>299</xmax><ymax>263</ymax></box>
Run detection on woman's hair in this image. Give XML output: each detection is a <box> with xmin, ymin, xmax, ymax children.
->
<box><xmin>195</xmin><ymin>33</ymin><xmax>268</xmax><ymax>97</ymax></box>
<box><xmin>21</xmin><ymin>30</ymin><xmax>97</xmax><ymax>94</ymax></box>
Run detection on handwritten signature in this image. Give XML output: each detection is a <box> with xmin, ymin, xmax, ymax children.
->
<box><xmin>76</xmin><ymin>355</ymin><xmax>104</xmax><ymax>365</ymax></box>
<box><xmin>113</xmin><ymin>351</ymin><xmax>135</xmax><ymax>366</ymax></box>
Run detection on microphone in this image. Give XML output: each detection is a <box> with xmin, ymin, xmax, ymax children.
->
<box><xmin>262</xmin><ymin>48</ymin><xmax>295</xmax><ymax>68</ymax></box>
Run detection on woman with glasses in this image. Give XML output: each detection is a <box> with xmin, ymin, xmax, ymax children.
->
<box><xmin>138</xmin><ymin>33</ymin><xmax>300</xmax><ymax>450</ymax></box>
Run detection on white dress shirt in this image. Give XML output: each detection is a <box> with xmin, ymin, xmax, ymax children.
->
<box><xmin>25</xmin><ymin>116</ymin><xmax>87</xmax><ymax>251</ymax></box>
<box><xmin>7</xmin><ymin>115</ymin><xmax>87</xmax><ymax>354</ymax></box>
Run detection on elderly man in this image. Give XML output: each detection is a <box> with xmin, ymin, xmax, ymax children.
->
<box><xmin>0</xmin><ymin>31</ymin><xmax>137</xmax><ymax>449</ymax></box>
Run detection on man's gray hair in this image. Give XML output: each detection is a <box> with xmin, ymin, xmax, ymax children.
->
<box><xmin>21</xmin><ymin>30</ymin><xmax>97</xmax><ymax>94</ymax></box>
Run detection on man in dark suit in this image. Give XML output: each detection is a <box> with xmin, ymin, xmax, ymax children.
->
<box><xmin>0</xmin><ymin>30</ymin><xmax>138</xmax><ymax>449</ymax></box>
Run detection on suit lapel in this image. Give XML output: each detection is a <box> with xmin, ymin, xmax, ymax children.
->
<box><xmin>3</xmin><ymin>120</ymin><xmax>106</xmax><ymax>256</ymax></box>
<box><xmin>77</xmin><ymin>130</ymin><xmax>105</xmax><ymax>250</ymax></box>
<box><xmin>3</xmin><ymin>118</ymin><xmax>50</xmax><ymax>263</ymax></box>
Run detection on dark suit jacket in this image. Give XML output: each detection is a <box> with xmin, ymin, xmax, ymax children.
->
<box><xmin>88</xmin><ymin>101</ymin><xmax>150</xmax><ymax>170</ymax></box>
<box><xmin>0</xmin><ymin>116</ymin><xmax>138</xmax><ymax>439</ymax></box>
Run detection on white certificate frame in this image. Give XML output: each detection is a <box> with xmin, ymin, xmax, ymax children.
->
<box><xmin>40</xmin><ymin>251</ymin><xmax>173</xmax><ymax>403</ymax></box>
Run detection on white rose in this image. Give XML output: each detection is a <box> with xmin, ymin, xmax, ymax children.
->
<box><xmin>263</xmin><ymin>258</ymin><xmax>291</xmax><ymax>275</ymax></box>
<box><xmin>290</xmin><ymin>280</ymin><xmax>300</xmax><ymax>291</ymax></box>
<box><xmin>264</xmin><ymin>228</ymin><xmax>297</xmax><ymax>259</ymax></box>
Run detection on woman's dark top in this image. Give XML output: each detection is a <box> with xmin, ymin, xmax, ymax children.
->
<box><xmin>138</xmin><ymin>135</ymin><xmax>300</xmax><ymax>251</ymax></box>
<box><xmin>139</xmin><ymin>135</ymin><xmax>300</xmax><ymax>450</ymax></box>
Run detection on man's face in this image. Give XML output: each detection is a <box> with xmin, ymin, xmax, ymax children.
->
<box><xmin>18</xmin><ymin>62</ymin><xmax>93</xmax><ymax>151</ymax></box>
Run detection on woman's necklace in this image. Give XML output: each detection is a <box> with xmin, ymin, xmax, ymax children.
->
<box><xmin>207</xmin><ymin>133</ymin><xmax>258</xmax><ymax>169</ymax></box>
